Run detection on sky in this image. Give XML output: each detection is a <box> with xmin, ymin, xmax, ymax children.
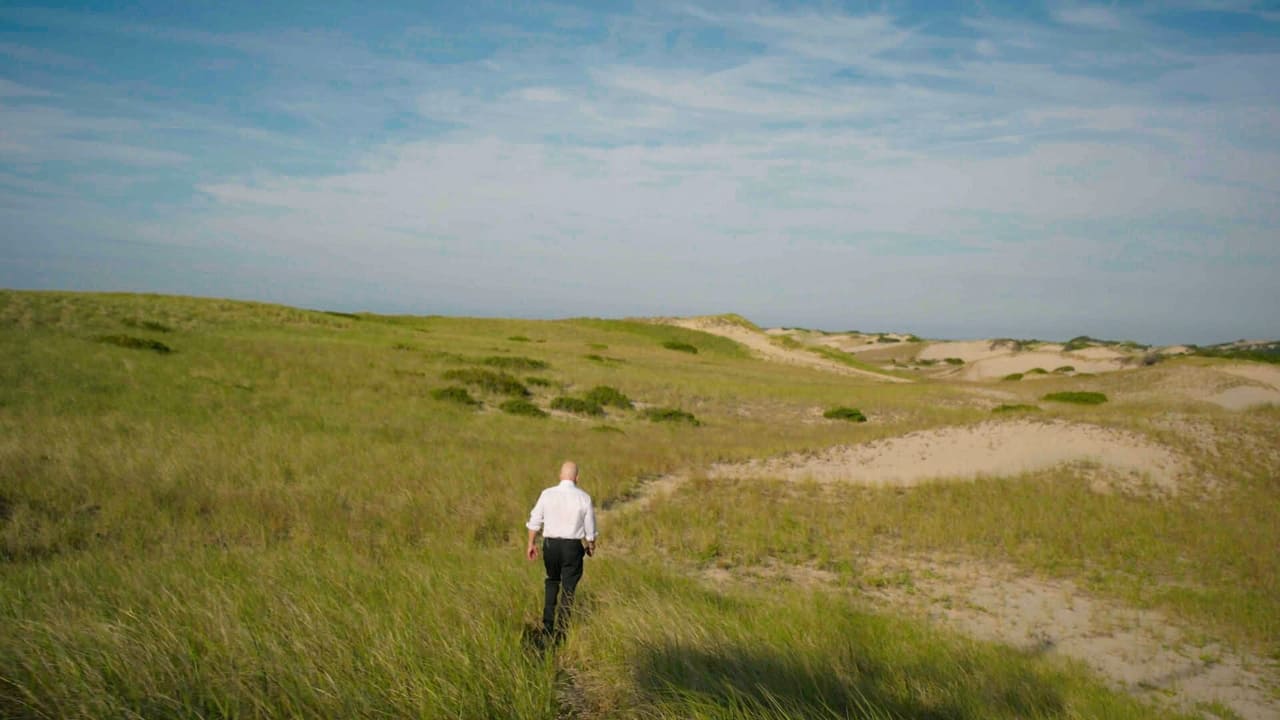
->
<box><xmin>2</xmin><ymin>1</ymin><xmax>1279</xmax><ymax>344</ymax></box>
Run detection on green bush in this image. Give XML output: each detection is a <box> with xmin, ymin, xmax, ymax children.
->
<box><xmin>992</xmin><ymin>404</ymin><xmax>1040</xmax><ymax>413</ymax></box>
<box><xmin>525</xmin><ymin>376</ymin><xmax>553</xmax><ymax>387</ymax></box>
<box><xmin>96</xmin><ymin>335</ymin><xmax>172</xmax><ymax>354</ymax></box>
<box><xmin>591</xmin><ymin>425</ymin><xmax>624</xmax><ymax>433</ymax></box>
<box><xmin>944</xmin><ymin>357</ymin><xmax>965</xmax><ymax>365</ymax></box>
<box><xmin>1002</xmin><ymin>373</ymin><xmax>1024</xmax><ymax>381</ymax></box>
<box><xmin>906</xmin><ymin>334</ymin><xmax>923</xmax><ymax>342</ymax></box>
<box><xmin>550</xmin><ymin>396</ymin><xmax>604</xmax><ymax>416</ymax></box>
<box><xmin>391</xmin><ymin>343</ymin><xmax>416</xmax><ymax>351</ymax></box>
<box><xmin>507</xmin><ymin>335</ymin><xmax>531</xmax><ymax>342</ymax></box>
<box><xmin>1026</xmin><ymin>368</ymin><xmax>1048</xmax><ymax>375</ymax></box>
<box><xmin>823</xmin><ymin>407</ymin><xmax>867</xmax><ymax>422</ymax></box>
<box><xmin>1042</xmin><ymin>391</ymin><xmax>1108</xmax><ymax>405</ymax></box>
<box><xmin>430</xmin><ymin>386</ymin><xmax>480</xmax><ymax>406</ymax></box>
<box><xmin>643</xmin><ymin>407</ymin><xmax>700</xmax><ymax>425</ymax></box>
<box><xmin>1063</xmin><ymin>336</ymin><xmax>1097</xmax><ymax>352</ymax></box>
<box><xmin>584</xmin><ymin>385</ymin><xmax>633</xmax><ymax>409</ymax></box>
<box><xmin>1053</xmin><ymin>366</ymin><xmax>1075</xmax><ymax>373</ymax></box>
<box><xmin>441</xmin><ymin>369</ymin><xmax>529</xmax><ymax>397</ymax></box>
<box><xmin>876</xmin><ymin>336</ymin><xmax>901</xmax><ymax>344</ymax></box>
<box><xmin>121</xmin><ymin>318</ymin><xmax>172</xmax><ymax>333</ymax></box>
<box><xmin>661</xmin><ymin>340</ymin><xmax>699</xmax><ymax>354</ymax></box>
<box><xmin>481</xmin><ymin>355</ymin><xmax>549</xmax><ymax>371</ymax></box>
<box><xmin>584</xmin><ymin>354</ymin><xmax>625</xmax><ymax>364</ymax></box>
<box><xmin>499</xmin><ymin>399</ymin><xmax>547</xmax><ymax>417</ymax></box>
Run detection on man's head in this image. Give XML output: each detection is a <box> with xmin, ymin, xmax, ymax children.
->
<box><xmin>560</xmin><ymin>461</ymin><xmax>579</xmax><ymax>483</ymax></box>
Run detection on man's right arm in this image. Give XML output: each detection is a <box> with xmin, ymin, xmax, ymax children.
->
<box><xmin>525</xmin><ymin>493</ymin><xmax>545</xmax><ymax>561</ymax></box>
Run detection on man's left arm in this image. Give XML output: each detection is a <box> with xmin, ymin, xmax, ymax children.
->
<box><xmin>584</xmin><ymin>497</ymin><xmax>597</xmax><ymax>556</ymax></box>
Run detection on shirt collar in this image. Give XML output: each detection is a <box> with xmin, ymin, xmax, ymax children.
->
<box><xmin>558</xmin><ymin>479</ymin><xmax>576</xmax><ymax>486</ymax></box>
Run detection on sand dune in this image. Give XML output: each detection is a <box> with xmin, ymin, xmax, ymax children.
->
<box><xmin>713</xmin><ymin>420</ymin><xmax>1187</xmax><ymax>492</ymax></box>
<box><xmin>658</xmin><ymin>317</ymin><xmax>912</xmax><ymax>383</ymax></box>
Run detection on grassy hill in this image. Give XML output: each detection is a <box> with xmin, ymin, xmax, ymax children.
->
<box><xmin>1</xmin><ymin>291</ymin><xmax>1276</xmax><ymax>719</ymax></box>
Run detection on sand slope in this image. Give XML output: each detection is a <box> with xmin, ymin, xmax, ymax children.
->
<box><xmin>714</xmin><ymin>421</ymin><xmax>1187</xmax><ymax>492</ymax></box>
<box><xmin>918</xmin><ymin>340</ymin><xmax>1134</xmax><ymax>380</ymax></box>
<box><xmin>658</xmin><ymin>317</ymin><xmax>912</xmax><ymax>383</ymax></box>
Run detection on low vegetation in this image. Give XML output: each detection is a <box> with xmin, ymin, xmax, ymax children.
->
<box><xmin>442</xmin><ymin>368</ymin><xmax>530</xmax><ymax>397</ymax></box>
<box><xmin>431</xmin><ymin>386</ymin><xmax>481</xmax><ymax>406</ymax></box>
<box><xmin>481</xmin><ymin>355</ymin><xmax>549</xmax><ymax>371</ymax></box>
<box><xmin>499</xmin><ymin>398</ymin><xmax>547</xmax><ymax>417</ymax></box>
<box><xmin>525</xmin><ymin>376</ymin><xmax>553</xmax><ymax>387</ymax></box>
<box><xmin>507</xmin><ymin>335</ymin><xmax>531</xmax><ymax>342</ymax></box>
<box><xmin>661</xmin><ymin>340</ymin><xmax>699</xmax><ymax>354</ymax></box>
<box><xmin>1042</xmin><ymin>391</ymin><xmax>1108</xmax><ymax>405</ymax></box>
<box><xmin>1054</xmin><ymin>366</ymin><xmax>1075</xmax><ymax>373</ymax></box>
<box><xmin>96</xmin><ymin>334</ymin><xmax>173</xmax><ymax>354</ymax></box>
<box><xmin>944</xmin><ymin>357</ymin><xmax>965</xmax><ymax>365</ymax></box>
<box><xmin>823</xmin><ymin>406</ymin><xmax>868</xmax><ymax>422</ymax></box>
<box><xmin>642</xmin><ymin>407</ymin><xmax>700</xmax><ymax>425</ymax></box>
<box><xmin>992</xmin><ymin>404</ymin><xmax>1040</xmax><ymax>413</ymax></box>
<box><xmin>1002</xmin><ymin>373</ymin><xmax>1024</xmax><ymax>381</ymax></box>
<box><xmin>550</xmin><ymin>396</ymin><xmax>604</xmax><ymax>416</ymax></box>
<box><xmin>584</xmin><ymin>385</ymin><xmax>633</xmax><ymax>410</ymax></box>
<box><xmin>1026</xmin><ymin>368</ymin><xmax>1048</xmax><ymax>375</ymax></box>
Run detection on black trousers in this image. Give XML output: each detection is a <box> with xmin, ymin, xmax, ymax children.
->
<box><xmin>542</xmin><ymin>537</ymin><xmax>585</xmax><ymax>636</ymax></box>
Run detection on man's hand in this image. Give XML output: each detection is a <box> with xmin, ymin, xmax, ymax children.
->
<box><xmin>526</xmin><ymin>543</ymin><xmax>538</xmax><ymax>561</ymax></box>
<box><xmin>586</xmin><ymin>541</ymin><xmax>596</xmax><ymax>557</ymax></box>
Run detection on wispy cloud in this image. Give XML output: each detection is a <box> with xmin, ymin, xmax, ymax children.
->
<box><xmin>1</xmin><ymin>1</ymin><xmax>1278</xmax><ymax>341</ymax></box>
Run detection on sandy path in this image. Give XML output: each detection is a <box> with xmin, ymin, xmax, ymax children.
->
<box><xmin>857</xmin><ymin>554</ymin><xmax>1279</xmax><ymax>720</ymax></box>
<box><xmin>713</xmin><ymin>420</ymin><xmax>1188</xmax><ymax>493</ymax></box>
<box><xmin>659</xmin><ymin>317</ymin><xmax>912</xmax><ymax>383</ymax></box>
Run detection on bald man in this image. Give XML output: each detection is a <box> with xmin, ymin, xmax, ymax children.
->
<box><xmin>526</xmin><ymin>461</ymin><xmax>597</xmax><ymax>640</ymax></box>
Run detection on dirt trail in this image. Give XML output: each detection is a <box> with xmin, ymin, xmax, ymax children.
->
<box><xmin>656</xmin><ymin>316</ymin><xmax>912</xmax><ymax>383</ymax></box>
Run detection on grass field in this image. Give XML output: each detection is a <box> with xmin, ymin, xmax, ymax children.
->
<box><xmin>2</xmin><ymin>290</ymin><xmax>1276</xmax><ymax>719</ymax></box>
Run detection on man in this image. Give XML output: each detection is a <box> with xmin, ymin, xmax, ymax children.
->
<box><xmin>526</xmin><ymin>461</ymin><xmax>597</xmax><ymax>640</ymax></box>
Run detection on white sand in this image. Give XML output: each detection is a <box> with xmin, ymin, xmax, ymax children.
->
<box><xmin>917</xmin><ymin>340</ymin><xmax>1135</xmax><ymax>380</ymax></box>
<box><xmin>713</xmin><ymin>421</ymin><xmax>1186</xmax><ymax>492</ymax></box>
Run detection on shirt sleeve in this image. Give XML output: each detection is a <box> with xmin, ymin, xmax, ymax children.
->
<box><xmin>583</xmin><ymin>494</ymin><xmax>596</xmax><ymax>541</ymax></box>
<box><xmin>526</xmin><ymin>492</ymin><xmax>545</xmax><ymax>532</ymax></box>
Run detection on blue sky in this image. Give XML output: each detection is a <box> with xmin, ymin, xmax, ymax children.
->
<box><xmin>2</xmin><ymin>1</ymin><xmax>1278</xmax><ymax>343</ymax></box>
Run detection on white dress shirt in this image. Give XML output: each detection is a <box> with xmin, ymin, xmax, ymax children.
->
<box><xmin>527</xmin><ymin>480</ymin><xmax>597</xmax><ymax>541</ymax></box>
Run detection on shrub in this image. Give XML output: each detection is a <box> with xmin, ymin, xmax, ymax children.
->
<box><xmin>391</xmin><ymin>343</ymin><xmax>416</xmax><ymax>351</ymax></box>
<box><xmin>877</xmin><ymin>336</ymin><xmax>901</xmax><ymax>343</ymax></box>
<box><xmin>441</xmin><ymin>369</ymin><xmax>529</xmax><ymax>397</ymax></box>
<box><xmin>1063</xmin><ymin>336</ymin><xmax>1096</xmax><ymax>352</ymax></box>
<box><xmin>121</xmin><ymin>318</ymin><xmax>172</xmax><ymax>333</ymax></box>
<box><xmin>993</xmin><ymin>404</ymin><xmax>1040</xmax><ymax>413</ymax></box>
<box><xmin>591</xmin><ymin>425</ymin><xmax>624</xmax><ymax>433</ymax></box>
<box><xmin>1053</xmin><ymin>366</ymin><xmax>1075</xmax><ymax>373</ymax></box>
<box><xmin>525</xmin><ymin>376</ymin><xmax>553</xmax><ymax>387</ymax></box>
<box><xmin>1002</xmin><ymin>373</ymin><xmax>1024</xmax><ymax>381</ymax></box>
<box><xmin>1026</xmin><ymin>368</ymin><xmax>1048</xmax><ymax>375</ymax></box>
<box><xmin>944</xmin><ymin>357</ymin><xmax>965</xmax><ymax>365</ymax></box>
<box><xmin>1042</xmin><ymin>391</ymin><xmax>1108</xmax><ymax>405</ymax></box>
<box><xmin>96</xmin><ymin>335</ymin><xmax>172</xmax><ymax>354</ymax></box>
<box><xmin>584</xmin><ymin>385</ymin><xmax>633</xmax><ymax>409</ymax></box>
<box><xmin>431</xmin><ymin>386</ymin><xmax>480</xmax><ymax>406</ymax></box>
<box><xmin>550</xmin><ymin>396</ymin><xmax>604</xmax><ymax>416</ymax></box>
<box><xmin>917</xmin><ymin>358</ymin><xmax>938</xmax><ymax>366</ymax></box>
<box><xmin>507</xmin><ymin>335</ymin><xmax>531</xmax><ymax>342</ymax></box>
<box><xmin>661</xmin><ymin>340</ymin><xmax>699</xmax><ymax>354</ymax></box>
<box><xmin>584</xmin><ymin>354</ymin><xmax>625</xmax><ymax>364</ymax></box>
<box><xmin>499</xmin><ymin>399</ymin><xmax>547</xmax><ymax>417</ymax></box>
<box><xmin>823</xmin><ymin>407</ymin><xmax>867</xmax><ymax>422</ymax></box>
<box><xmin>481</xmin><ymin>355</ymin><xmax>549</xmax><ymax>371</ymax></box>
<box><xmin>643</xmin><ymin>407</ymin><xmax>700</xmax><ymax>425</ymax></box>
<box><xmin>906</xmin><ymin>334</ymin><xmax>923</xmax><ymax>342</ymax></box>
